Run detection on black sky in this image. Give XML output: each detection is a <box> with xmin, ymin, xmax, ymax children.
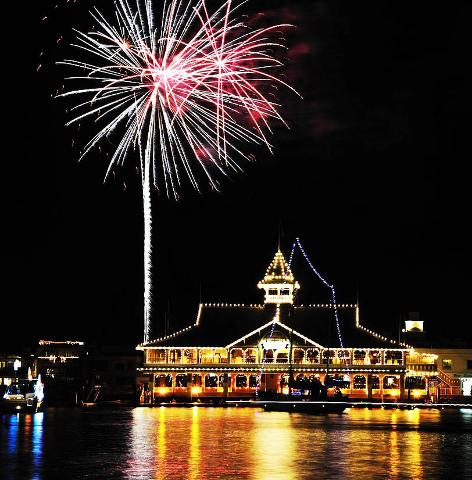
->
<box><xmin>2</xmin><ymin>0</ymin><xmax>470</xmax><ymax>351</ymax></box>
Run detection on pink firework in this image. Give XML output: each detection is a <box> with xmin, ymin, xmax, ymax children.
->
<box><xmin>59</xmin><ymin>0</ymin><xmax>297</xmax><ymax>342</ymax></box>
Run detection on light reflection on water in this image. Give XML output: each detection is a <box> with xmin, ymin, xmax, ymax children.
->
<box><xmin>1</xmin><ymin>407</ymin><xmax>472</xmax><ymax>479</ymax></box>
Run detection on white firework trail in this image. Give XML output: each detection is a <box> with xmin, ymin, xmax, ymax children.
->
<box><xmin>59</xmin><ymin>0</ymin><xmax>298</xmax><ymax>343</ymax></box>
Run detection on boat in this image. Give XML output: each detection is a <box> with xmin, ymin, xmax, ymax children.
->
<box><xmin>0</xmin><ymin>376</ymin><xmax>44</xmax><ymax>413</ymax></box>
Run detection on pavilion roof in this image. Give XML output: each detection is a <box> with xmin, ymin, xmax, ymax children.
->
<box><xmin>138</xmin><ymin>303</ymin><xmax>409</xmax><ymax>349</ymax></box>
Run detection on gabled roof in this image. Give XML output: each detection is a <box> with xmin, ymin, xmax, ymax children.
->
<box><xmin>138</xmin><ymin>303</ymin><xmax>410</xmax><ymax>349</ymax></box>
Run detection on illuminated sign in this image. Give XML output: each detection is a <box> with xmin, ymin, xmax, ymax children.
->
<box><xmin>405</xmin><ymin>321</ymin><xmax>424</xmax><ymax>332</ymax></box>
<box><xmin>261</xmin><ymin>340</ymin><xmax>289</xmax><ymax>350</ymax></box>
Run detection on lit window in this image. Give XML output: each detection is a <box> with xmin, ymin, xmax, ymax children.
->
<box><xmin>236</xmin><ymin>375</ymin><xmax>247</xmax><ymax>388</ymax></box>
<box><xmin>354</xmin><ymin>375</ymin><xmax>366</xmax><ymax>389</ymax></box>
<box><xmin>442</xmin><ymin>359</ymin><xmax>452</xmax><ymax>370</ymax></box>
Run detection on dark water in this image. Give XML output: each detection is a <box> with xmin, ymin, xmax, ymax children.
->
<box><xmin>1</xmin><ymin>407</ymin><xmax>472</xmax><ymax>480</ymax></box>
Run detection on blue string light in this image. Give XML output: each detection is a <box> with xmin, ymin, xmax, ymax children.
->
<box><xmin>289</xmin><ymin>238</ymin><xmax>348</xmax><ymax>367</ymax></box>
<box><xmin>256</xmin><ymin>238</ymin><xmax>350</xmax><ymax>395</ymax></box>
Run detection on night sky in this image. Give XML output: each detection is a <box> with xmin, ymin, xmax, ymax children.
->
<box><xmin>2</xmin><ymin>0</ymin><xmax>470</xmax><ymax>351</ymax></box>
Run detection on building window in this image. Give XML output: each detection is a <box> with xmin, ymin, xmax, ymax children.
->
<box><xmin>353</xmin><ymin>350</ymin><xmax>366</xmax><ymax>365</ymax></box>
<box><xmin>354</xmin><ymin>375</ymin><xmax>366</xmax><ymax>389</ymax></box>
<box><xmin>168</xmin><ymin>349</ymin><xmax>182</xmax><ymax>364</ymax></box>
<box><xmin>249</xmin><ymin>375</ymin><xmax>259</xmax><ymax>388</ymax></box>
<box><xmin>280</xmin><ymin>288</ymin><xmax>290</xmax><ymax>295</ymax></box>
<box><xmin>276</xmin><ymin>351</ymin><xmax>289</xmax><ymax>363</ymax></box>
<box><xmin>219</xmin><ymin>374</ymin><xmax>230</xmax><ymax>387</ymax></box>
<box><xmin>293</xmin><ymin>349</ymin><xmax>305</xmax><ymax>364</ymax></box>
<box><xmin>467</xmin><ymin>360</ymin><xmax>472</xmax><ymax>370</ymax></box>
<box><xmin>154</xmin><ymin>374</ymin><xmax>172</xmax><ymax>387</ymax></box>
<box><xmin>442</xmin><ymin>359</ymin><xmax>452</xmax><ymax>370</ymax></box>
<box><xmin>385</xmin><ymin>351</ymin><xmax>403</xmax><ymax>365</ymax></box>
<box><xmin>306</xmin><ymin>349</ymin><xmax>319</xmax><ymax>364</ymax></box>
<box><xmin>263</xmin><ymin>349</ymin><xmax>275</xmax><ymax>363</ymax></box>
<box><xmin>322</xmin><ymin>350</ymin><xmax>335</xmax><ymax>364</ymax></box>
<box><xmin>236</xmin><ymin>375</ymin><xmax>247</xmax><ymax>388</ymax></box>
<box><xmin>214</xmin><ymin>349</ymin><xmax>228</xmax><ymax>364</ymax></box>
<box><xmin>204</xmin><ymin>374</ymin><xmax>218</xmax><ymax>388</ymax></box>
<box><xmin>182</xmin><ymin>349</ymin><xmax>197</xmax><ymax>364</ymax></box>
<box><xmin>244</xmin><ymin>348</ymin><xmax>257</xmax><ymax>363</ymax></box>
<box><xmin>192</xmin><ymin>374</ymin><xmax>202</xmax><ymax>387</ymax></box>
<box><xmin>405</xmin><ymin>376</ymin><xmax>426</xmax><ymax>389</ymax></box>
<box><xmin>175</xmin><ymin>374</ymin><xmax>187</xmax><ymax>387</ymax></box>
<box><xmin>370</xmin><ymin>375</ymin><xmax>380</xmax><ymax>389</ymax></box>
<box><xmin>369</xmin><ymin>350</ymin><xmax>381</xmax><ymax>365</ymax></box>
<box><xmin>200</xmin><ymin>349</ymin><xmax>214</xmax><ymax>364</ymax></box>
<box><xmin>268</xmin><ymin>289</ymin><xmax>278</xmax><ymax>295</ymax></box>
<box><xmin>383</xmin><ymin>376</ymin><xmax>399</xmax><ymax>389</ymax></box>
<box><xmin>230</xmin><ymin>349</ymin><xmax>244</xmax><ymax>364</ymax></box>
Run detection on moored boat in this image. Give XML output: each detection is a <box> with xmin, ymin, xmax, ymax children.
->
<box><xmin>0</xmin><ymin>377</ymin><xmax>44</xmax><ymax>413</ymax></box>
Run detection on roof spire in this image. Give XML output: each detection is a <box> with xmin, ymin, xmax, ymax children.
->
<box><xmin>258</xmin><ymin>249</ymin><xmax>300</xmax><ymax>304</ymax></box>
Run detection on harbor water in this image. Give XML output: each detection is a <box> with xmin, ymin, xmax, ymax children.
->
<box><xmin>1</xmin><ymin>407</ymin><xmax>472</xmax><ymax>479</ymax></box>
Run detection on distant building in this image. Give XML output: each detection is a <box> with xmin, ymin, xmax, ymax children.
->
<box><xmin>83</xmin><ymin>345</ymin><xmax>140</xmax><ymax>402</ymax></box>
<box><xmin>36</xmin><ymin>340</ymin><xmax>86</xmax><ymax>404</ymax></box>
<box><xmin>0</xmin><ymin>353</ymin><xmax>35</xmax><ymax>390</ymax></box>
<box><xmin>137</xmin><ymin>249</ymin><xmax>470</xmax><ymax>403</ymax></box>
<box><xmin>34</xmin><ymin>340</ymin><xmax>142</xmax><ymax>403</ymax></box>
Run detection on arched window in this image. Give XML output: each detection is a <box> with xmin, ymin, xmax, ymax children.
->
<box><xmin>214</xmin><ymin>348</ymin><xmax>228</xmax><ymax>364</ymax></box>
<box><xmin>353</xmin><ymin>350</ymin><xmax>366</xmax><ymax>365</ymax></box>
<box><xmin>322</xmin><ymin>350</ymin><xmax>335</xmax><ymax>364</ymax></box>
<box><xmin>244</xmin><ymin>348</ymin><xmax>257</xmax><ymax>363</ymax></box>
<box><xmin>182</xmin><ymin>349</ymin><xmax>197</xmax><ymax>364</ymax></box>
<box><xmin>168</xmin><ymin>349</ymin><xmax>182</xmax><ymax>364</ymax></box>
<box><xmin>336</xmin><ymin>350</ymin><xmax>350</xmax><ymax>364</ymax></box>
<box><xmin>354</xmin><ymin>375</ymin><xmax>366</xmax><ymax>389</ymax></box>
<box><xmin>236</xmin><ymin>375</ymin><xmax>247</xmax><ymax>388</ymax></box>
<box><xmin>204</xmin><ymin>374</ymin><xmax>218</xmax><ymax>388</ymax></box>
<box><xmin>175</xmin><ymin>374</ymin><xmax>187</xmax><ymax>387</ymax></box>
<box><xmin>192</xmin><ymin>374</ymin><xmax>202</xmax><ymax>387</ymax></box>
<box><xmin>263</xmin><ymin>349</ymin><xmax>275</xmax><ymax>363</ymax></box>
<box><xmin>231</xmin><ymin>349</ymin><xmax>244</xmax><ymax>364</ymax></box>
<box><xmin>200</xmin><ymin>349</ymin><xmax>214</xmax><ymax>364</ymax></box>
<box><xmin>370</xmin><ymin>375</ymin><xmax>380</xmax><ymax>389</ymax></box>
<box><xmin>369</xmin><ymin>350</ymin><xmax>381</xmax><ymax>365</ymax></box>
<box><xmin>219</xmin><ymin>374</ymin><xmax>230</xmax><ymax>387</ymax></box>
<box><xmin>293</xmin><ymin>349</ymin><xmax>305</xmax><ymax>364</ymax></box>
<box><xmin>249</xmin><ymin>375</ymin><xmax>259</xmax><ymax>388</ymax></box>
<box><xmin>385</xmin><ymin>351</ymin><xmax>403</xmax><ymax>365</ymax></box>
<box><xmin>306</xmin><ymin>349</ymin><xmax>319</xmax><ymax>364</ymax></box>
<box><xmin>383</xmin><ymin>376</ymin><xmax>399</xmax><ymax>389</ymax></box>
<box><xmin>147</xmin><ymin>349</ymin><xmax>166</xmax><ymax>364</ymax></box>
<box><xmin>154</xmin><ymin>374</ymin><xmax>172</xmax><ymax>387</ymax></box>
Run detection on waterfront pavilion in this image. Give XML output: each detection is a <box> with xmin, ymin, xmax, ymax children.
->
<box><xmin>136</xmin><ymin>249</ymin><xmax>456</xmax><ymax>403</ymax></box>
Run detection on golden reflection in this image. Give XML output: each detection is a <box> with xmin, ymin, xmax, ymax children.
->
<box><xmin>189</xmin><ymin>406</ymin><xmax>201</xmax><ymax>480</ymax></box>
<box><xmin>405</xmin><ymin>408</ymin><xmax>422</xmax><ymax>480</ymax></box>
<box><xmin>124</xmin><ymin>406</ymin><xmax>455</xmax><ymax>480</ymax></box>
<box><xmin>155</xmin><ymin>407</ymin><xmax>166</xmax><ymax>478</ymax></box>
<box><xmin>252</xmin><ymin>413</ymin><xmax>296</xmax><ymax>480</ymax></box>
<box><xmin>388</xmin><ymin>430</ymin><xmax>400</xmax><ymax>478</ymax></box>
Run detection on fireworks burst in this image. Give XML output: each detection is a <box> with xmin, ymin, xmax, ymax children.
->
<box><xmin>59</xmin><ymin>0</ymin><xmax>297</xmax><ymax>342</ymax></box>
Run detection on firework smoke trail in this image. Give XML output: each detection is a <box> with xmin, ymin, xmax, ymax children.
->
<box><xmin>59</xmin><ymin>0</ymin><xmax>298</xmax><ymax>343</ymax></box>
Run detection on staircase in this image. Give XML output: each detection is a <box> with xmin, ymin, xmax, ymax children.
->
<box><xmin>85</xmin><ymin>385</ymin><xmax>101</xmax><ymax>404</ymax></box>
<box><xmin>432</xmin><ymin>369</ymin><xmax>461</xmax><ymax>397</ymax></box>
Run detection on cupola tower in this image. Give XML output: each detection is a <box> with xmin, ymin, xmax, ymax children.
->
<box><xmin>257</xmin><ymin>249</ymin><xmax>300</xmax><ymax>304</ymax></box>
